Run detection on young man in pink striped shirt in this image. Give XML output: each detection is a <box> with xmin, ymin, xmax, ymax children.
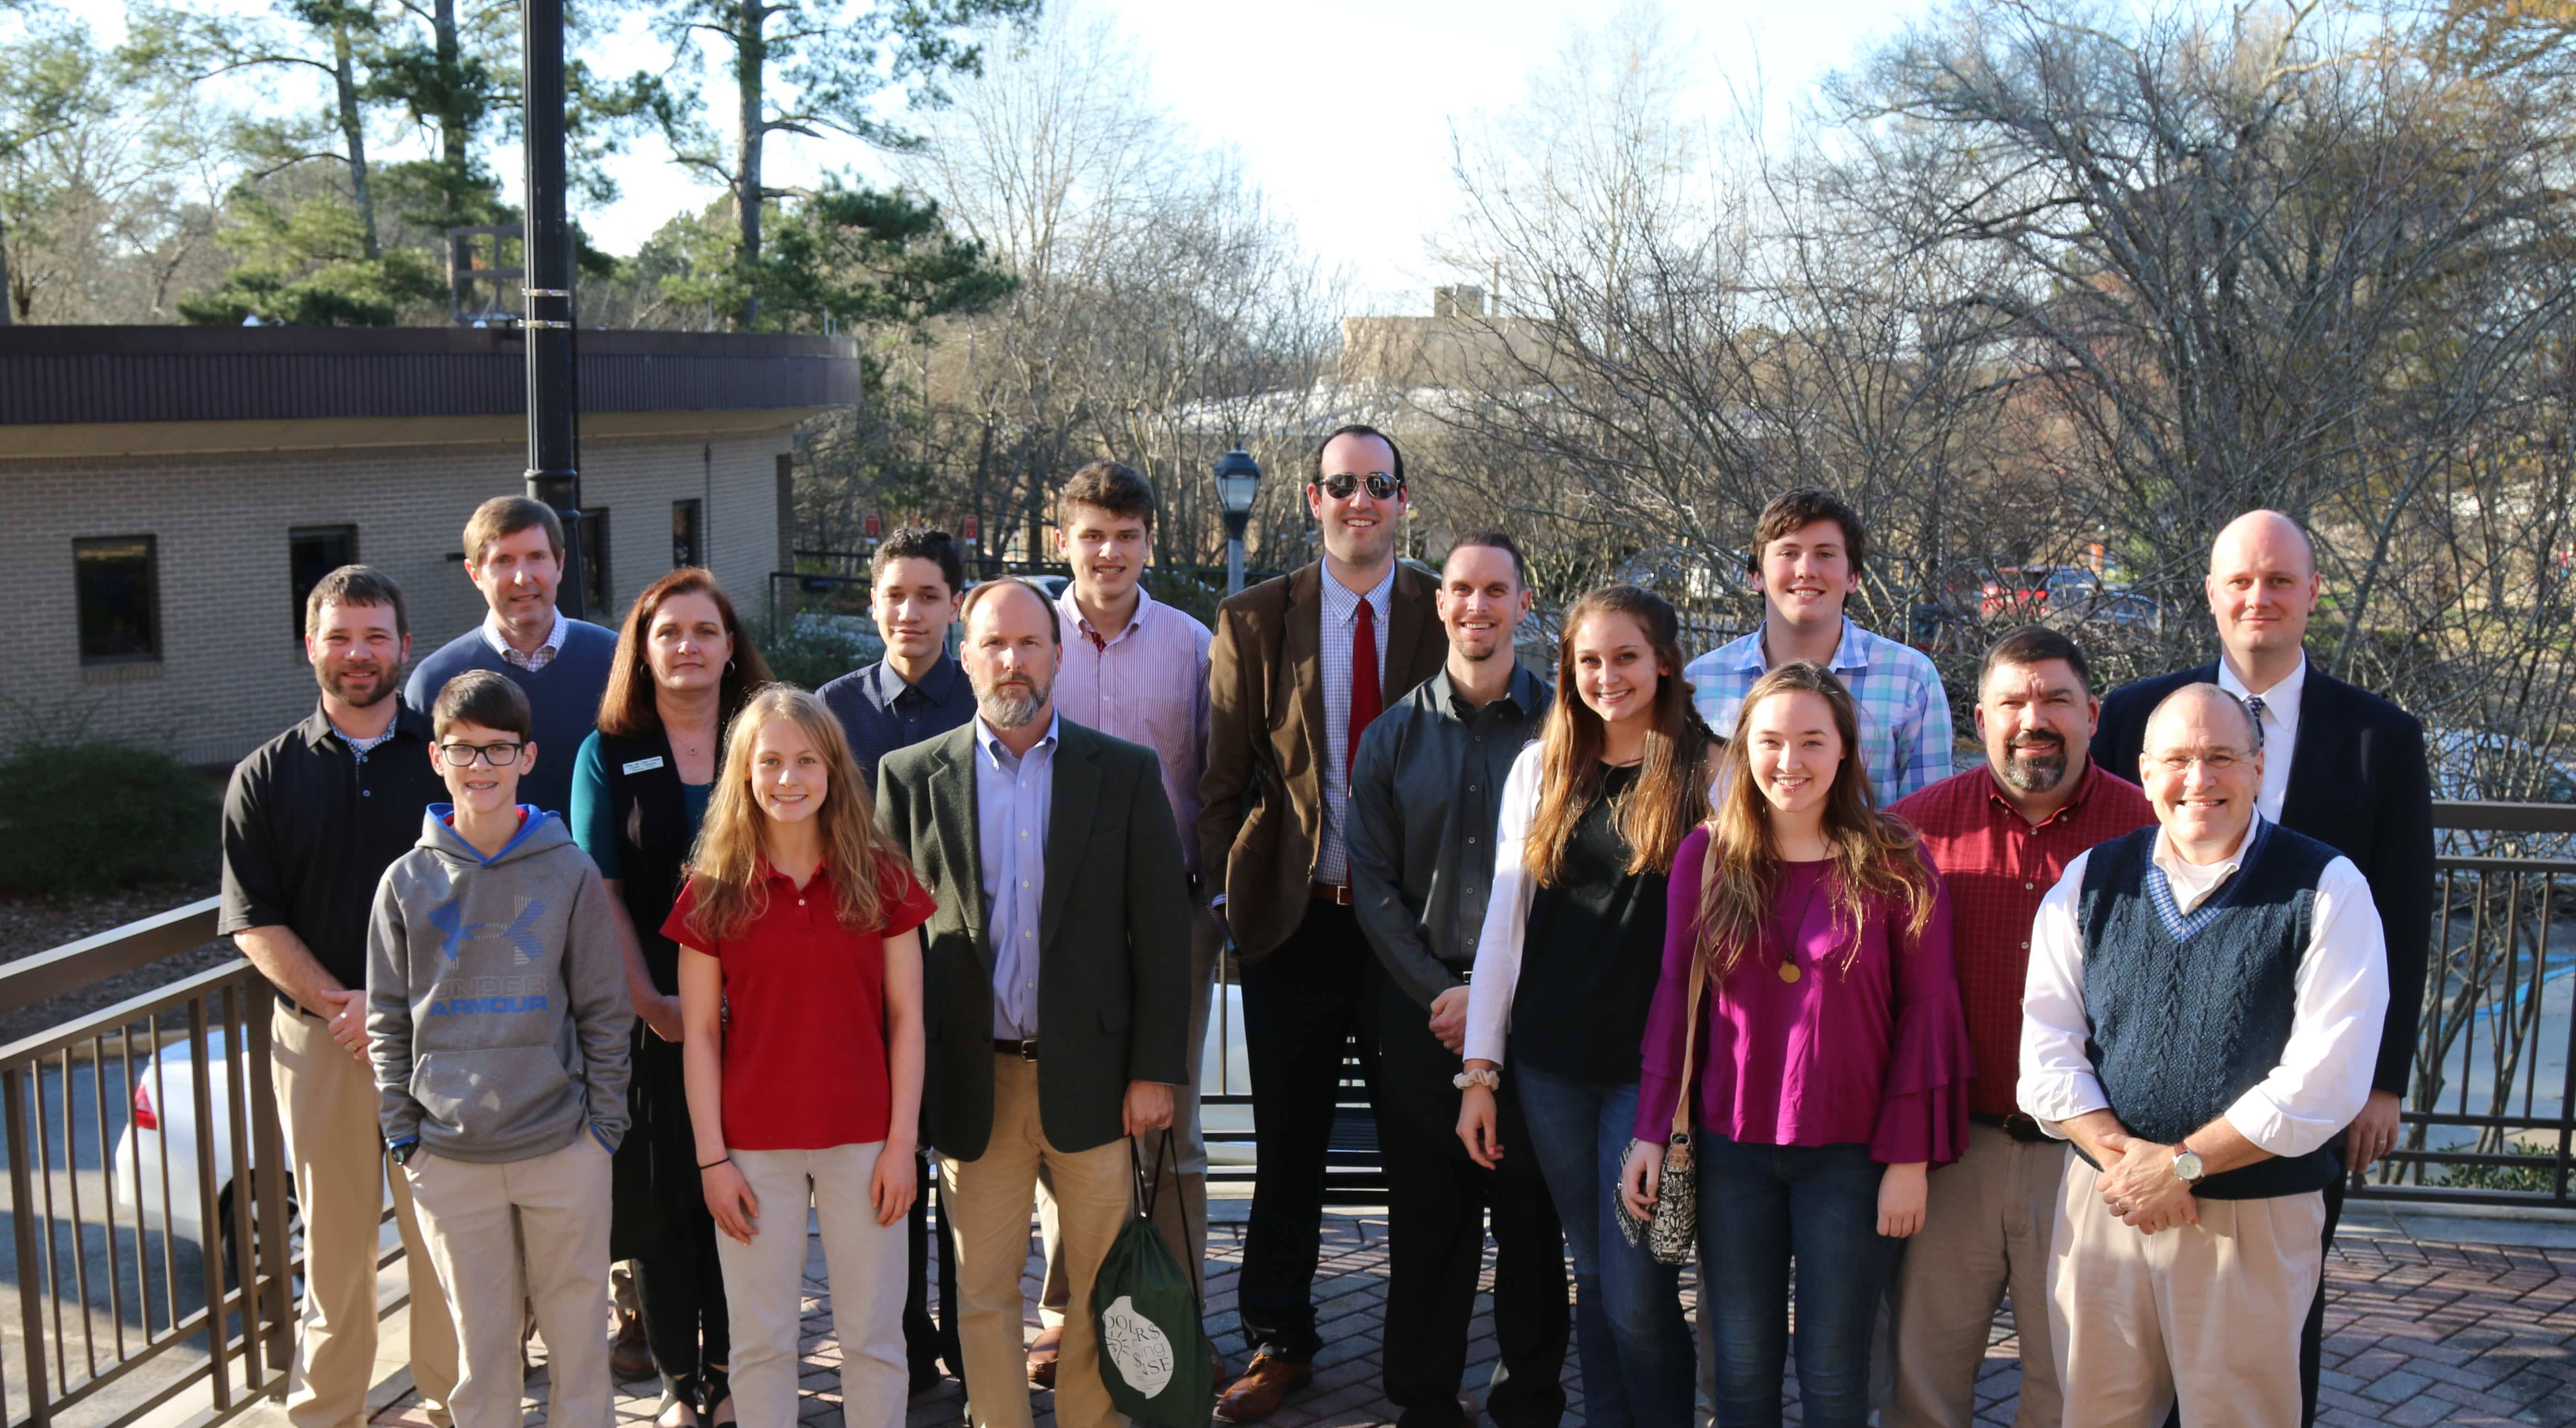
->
<box><xmin>1022</xmin><ymin>460</ymin><xmax>1220</xmax><ymax>1388</ymax></box>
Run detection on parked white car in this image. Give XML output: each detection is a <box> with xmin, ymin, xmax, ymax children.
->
<box><xmin>113</xmin><ymin>1037</ymin><xmax>311</xmax><ymax>1269</ymax></box>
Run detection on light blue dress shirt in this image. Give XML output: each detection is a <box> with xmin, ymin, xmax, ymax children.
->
<box><xmin>974</xmin><ymin>712</ymin><xmax>1059</xmax><ymax>1039</ymax></box>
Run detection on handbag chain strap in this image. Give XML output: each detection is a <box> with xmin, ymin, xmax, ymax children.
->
<box><xmin>1668</xmin><ymin>934</ymin><xmax>1709</xmax><ymax>1146</ymax></box>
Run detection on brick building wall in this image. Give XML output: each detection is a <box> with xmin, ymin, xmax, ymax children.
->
<box><xmin>4</xmin><ymin>421</ymin><xmax>798</xmax><ymax>767</ymax></box>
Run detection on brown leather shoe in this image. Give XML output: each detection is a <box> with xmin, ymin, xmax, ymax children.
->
<box><xmin>609</xmin><ymin>1307</ymin><xmax>656</xmax><ymax>1382</ymax></box>
<box><xmin>1214</xmin><ymin>1354</ymin><xmax>1312</xmax><ymax>1422</ymax></box>
<box><xmin>1025</xmin><ymin>1324</ymin><xmax>1063</xmax><ymax>1389</ymax></box>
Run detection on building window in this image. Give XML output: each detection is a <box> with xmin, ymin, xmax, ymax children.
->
<box><xmin>578</xmin><ymin>508</ymin><xmax>611</xmax><ymax>615</ymax></box>
<box><xmin>672</xmin><ymin>499</ymin><xmax>704</xmax><ymax>569</ymax></box>
<box><xmin>290</xmin><ymin>525</ymin><xmax>359</xmax><ymax>640</ymax></box>
<box><xmin>75</xmin><ymin>536</ymin><xmax>161</xmax><ymax>665</ymax></box>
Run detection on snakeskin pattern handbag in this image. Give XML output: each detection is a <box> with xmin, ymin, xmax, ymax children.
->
<box><xmin>1614</xmin><ymin>948</ymin><xmax>1706</xmax><ymax>1266</ymax></box>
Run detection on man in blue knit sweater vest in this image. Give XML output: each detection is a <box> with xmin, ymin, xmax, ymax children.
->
<box><xmin>405</xmin><ymin>496</ymin><xmax>617</xmax><ymax>817</ymax></box>
<box><xmin>2018</xmin><ymin>685</ymin><xmax>2388</xmax><ymax>1428</ymax></box>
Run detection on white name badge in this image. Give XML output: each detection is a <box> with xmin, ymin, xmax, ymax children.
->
<box><xmin>621</xmin><ymin>756</ymin><xmax>667</xmax><ymax>775</ymax></box>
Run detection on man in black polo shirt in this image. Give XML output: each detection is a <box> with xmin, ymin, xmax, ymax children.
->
<box><xmin>1346</xmin><ymin>532</ymin><xmax>1568</xmax><ymax>1428</ymax></box>
<box><xmin>221</xmin><ymin>566</ymin><xmax>459</xmax><ymax>1428</ymax></box>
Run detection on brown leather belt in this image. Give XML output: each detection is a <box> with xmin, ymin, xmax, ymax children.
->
<box><xmin>993</xmin><ymin>1038</ymin><xmax>1038</xmax><ymax>1061</ymax></box>
<box><xmin>1971</xmin><ymin>1111</ymin><xmax>2055</xmax><ymax>1145</ymax></box>
<box><xmin>1310</xmin><ymin>882</ymin><xmax>1353</xmax><ymax>905</ymax></box>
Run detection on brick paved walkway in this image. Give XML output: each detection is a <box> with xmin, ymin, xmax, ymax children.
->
<box><xmin>370</xmin><ymin>1205</ymin><xmax>2576</xmax><ymax>1427</ymax></box>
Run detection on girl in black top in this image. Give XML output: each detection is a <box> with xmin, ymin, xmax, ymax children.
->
<box><xmin>1457</xmin><ymin>584</ymin><xmax>1717</xmax><ymax>1428</ymax></box>
<box><xmin>570</xmin><ymin>568</ymin><xmax>774</xmax><ymax>1428</ymax></box>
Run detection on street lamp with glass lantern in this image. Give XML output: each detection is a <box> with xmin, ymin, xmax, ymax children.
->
<box><xmin>1213</xmin><ymin>448</ymin><xmax>1262</xmax><ymax>597</ymax></box>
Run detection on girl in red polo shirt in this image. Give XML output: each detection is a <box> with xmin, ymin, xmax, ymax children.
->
<box><xmin>664</xmin><ymin>686</ymin><xmax>934</xmax><ymax>1428</ymax></box>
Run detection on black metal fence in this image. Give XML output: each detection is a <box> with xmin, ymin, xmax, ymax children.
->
<box><xmin>2363</xmin><ymin>800</ymin><xmax>2576</xmax><ymax>1206</ymax></box>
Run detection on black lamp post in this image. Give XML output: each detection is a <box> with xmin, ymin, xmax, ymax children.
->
<box><xmin>522</xmin><ymin>0</ymin><xmax>584</xmax><ymax>618</ymax></box>
<box><xmin>1213</xmin><ymin>448</ymin><xmax>1262</xmax><ymax>597</ymax></box>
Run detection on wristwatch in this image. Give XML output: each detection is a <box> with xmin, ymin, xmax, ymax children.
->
<box><xmin>1453</xmin><ymin>1067</ymin><xmax>1502</xmax><ymax>1092</ymax></box>
<box><xmin>389</xmin><ymin>1138</ymin><xmax>420</xmax><ymax>1167</ymax></box>
<box><xmin>2171</xmin><ymin>1143</ymin><xmax>2206</xmax><ymax>1184</ymax></box>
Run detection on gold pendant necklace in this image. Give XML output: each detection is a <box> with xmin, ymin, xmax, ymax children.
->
<box><xmin>1776</xmin><ymin>867</ymin><xmax>1827</xmax><ymax>985</ymax></box>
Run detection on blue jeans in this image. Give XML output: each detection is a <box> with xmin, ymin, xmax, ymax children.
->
<box><xmin>1695</xmin><ymin>1135</ymin><xmax>1892</xmax><ymax>1428</ymax></box>
<box><xmin>1514</xmin><ymin>1065</ymin><xmax>1694</xmax><ymax>1428</ymax></box>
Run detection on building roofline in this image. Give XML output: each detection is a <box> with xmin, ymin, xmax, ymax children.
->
<box><xmin>0</xmin><ymin>325</ymin><xmax>862</xmax><ymax>427</ymax></box>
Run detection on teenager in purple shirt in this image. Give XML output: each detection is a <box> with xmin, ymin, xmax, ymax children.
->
<box><xmin>1620</xmin><ymin>661</ymin><xmax>1971</xmax><ymax>1428</ymax></box>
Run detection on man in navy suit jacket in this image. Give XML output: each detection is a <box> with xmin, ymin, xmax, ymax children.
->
<box><xmin>2092</xmin><ymin>510</ymin><xmax>2434</xmax><ymax>1428</ymax></box>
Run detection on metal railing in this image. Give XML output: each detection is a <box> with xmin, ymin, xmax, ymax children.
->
<box><xmin>0</xmin><ymin>797</ymin><xmax>2568</xmax><ymax>1428</ymax></box>
<box><xmin>0</xmin><ymin>898</ymin><xmax>296</xmax><ymax>1428</ymax></box>
<box><xmin>2362</xmin><ymin>800</ymin><xmax>2576</xmax><ymax>1208</ymax></box>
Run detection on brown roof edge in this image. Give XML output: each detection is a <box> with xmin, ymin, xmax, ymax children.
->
<box><xmin>0</xmin><ymin>325</ymin><xmax>859</xmax><ymax>359</ymax></box>
<box><xmin>0</xmin><ymin>326</ymin><xmax>864</xmax><ymax>426</ymax></box>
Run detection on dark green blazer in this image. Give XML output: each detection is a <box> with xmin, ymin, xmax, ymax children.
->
<box><xmin>876</xmin><ymin>716</ymin><xmax>1193</xmax><ymax>1160</ymax></box>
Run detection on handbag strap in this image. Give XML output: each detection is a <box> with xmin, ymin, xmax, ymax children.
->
<box><xmin>1667</xmin><ymin>938</ymin><xmax>1708</xmax><ymax>1144</ymax></box>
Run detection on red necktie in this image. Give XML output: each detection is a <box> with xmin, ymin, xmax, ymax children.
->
<box><xmin>1350</xmin><ymin>597</ymin><xmax>1381</xmax><ymax>789</ymax></box>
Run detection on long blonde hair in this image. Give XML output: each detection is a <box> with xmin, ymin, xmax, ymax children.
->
<box><xmin>1524</xmin><ymin>585</ymin><xmax>1716</xmax><ymax>884</ymax></box>
<box><xmin>1694</xmin><ymin>662</ymin><xmax>1934</xmax><ymax>980</ymax></box>
<box><xmin>681</xmin><ymin>686</ymin><xmax>917</xmax><ymax>944</ymax></box>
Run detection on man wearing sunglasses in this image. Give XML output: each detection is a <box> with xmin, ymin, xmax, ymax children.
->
<box><xmin>1200</xmin><ymin>425</ymin><xmax>1446</xmax><ymax>1421</ymax></box>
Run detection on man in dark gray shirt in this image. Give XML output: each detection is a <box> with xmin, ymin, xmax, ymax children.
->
<box><xmin>1347</xmin><ymin>532</ymin><xmax>1568</xmax><ymax>1428</ymax></box>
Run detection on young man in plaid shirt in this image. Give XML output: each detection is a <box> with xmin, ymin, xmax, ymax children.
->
<box><xmin>1681</xmin><ymin>488</ymin><xmax>1955</xmax><ymax>800</ymax></box>
<box><xmin>1882</xmin><ymin>627</ymin><xmax>2154</xmax><ymax>1427</ymax></box>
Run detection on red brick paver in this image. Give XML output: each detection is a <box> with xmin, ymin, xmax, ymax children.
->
<box><xmin>371</xmin><ymin>1211</ymin><xmax>2576</xmax><ymax>1427</ymax></box>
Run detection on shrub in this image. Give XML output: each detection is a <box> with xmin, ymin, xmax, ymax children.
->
<box><xmin>0</xmin><ymin>740</ymin><xmax>220</xmax><ymax>895</ymax></box>
<box><xmin>753</xmin><ymin>613</ymin><xmax>883</xmax><ymax>693</ymax></box>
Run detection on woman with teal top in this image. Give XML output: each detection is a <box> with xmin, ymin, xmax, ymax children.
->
<box><xmin>571</xmin><ymin>568</ymin><xmax>774</xmax><ymax>1428</ymax></box>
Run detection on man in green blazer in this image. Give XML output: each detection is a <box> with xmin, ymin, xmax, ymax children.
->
<box><xmin>876</xmin><ymin>577</ymin><xmax>1193</xmax><ymax>1428</ymax></box>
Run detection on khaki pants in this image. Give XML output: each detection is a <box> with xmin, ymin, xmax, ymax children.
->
<box><xmin>1887</xmin><ymin>1126</ymin><xmax>2068</xmax><ymax>1428</ymax></box>
<box><xmin>716</xmin><ymin>1143</ymin><xmax>907</xmax><ymax>1428</ymax></box>
<box><xmin>1038</xmin><ymin>912</ymin><xmax>1217</xmax><ymax>1328</ymax></box>
<box><xmin>942</xmin><ymin>1055</ymin><xmax>1134</xmax><ymax>1428</ymax></box>
<box><xmin>2047</xmin><ymin>1158</ymin><xmax>2323</xmax><ymax>1428</ymax></box>
<box><xmin>402</xmin><ymin>1136</ymin><xmax>614</xmax><ymax>1428</ymax></box>
<box><xmin>272</xmin><ymin>1001</ymin><xmax>458</xmax><ymax>1428</ymax></box>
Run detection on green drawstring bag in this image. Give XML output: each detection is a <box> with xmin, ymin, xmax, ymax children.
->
<box><xmin>1090</xmin><ymin>1130</ymin><xmax>1213</xmax><ymax>1427</ymax></box>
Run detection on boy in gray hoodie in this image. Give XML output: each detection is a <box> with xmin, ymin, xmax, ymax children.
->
<box><xmin>368</xmin><ymin>670</ymin><xmax>632</xmax><ymax>1428</ymax></box>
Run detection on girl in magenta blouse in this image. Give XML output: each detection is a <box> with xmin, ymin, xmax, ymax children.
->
<box><xmin>1618</xmin><ymin>661</ymin><xmax>1970</xmax><ymax>1428</ymax></box>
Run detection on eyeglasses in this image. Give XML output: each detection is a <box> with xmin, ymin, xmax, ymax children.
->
<box><xmin>1315</xmin><ymin>471</ymin><xmax>1402</xmax><ymax>501</ymax></box>
<box><xmin>438</xmin><ymin>742</ymin><xmax>525</xmax><ymax>767</ymax></box>
<box><xmin>2152</xmin><ymin>751</ymin><xmax>2249</xmax><ymax>775</ymax></box>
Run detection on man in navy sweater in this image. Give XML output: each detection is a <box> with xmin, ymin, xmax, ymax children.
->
<box><xmin>405</xmin><ymin>496</ymin><xmax>617</xmax><ymax>817</ymax></box>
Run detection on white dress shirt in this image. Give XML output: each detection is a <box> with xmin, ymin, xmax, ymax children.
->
<box><xmin>2017</xmin><ymin>815</ymin><xmax>2390</xmax><ymax>1158</ymax></box>
<box><xmin>2216</xmin><ymin>653</ymin><xmax>2307</xmax><ymax>822</ymax></box>
<box><xmin>1463</xmin><ymin>744</ymin><xmax>1547</xmax><ymax>1066</ymax></box>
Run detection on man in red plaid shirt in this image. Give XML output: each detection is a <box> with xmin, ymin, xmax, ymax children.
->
<box><xmin>1884</xmin><ymin>627</ymin><xmax>2153</xmax><ymax>1428</ymax></box>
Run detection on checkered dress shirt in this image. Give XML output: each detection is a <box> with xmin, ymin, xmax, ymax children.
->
<box><xmin>1315</xmin><ymin>564</ymin><xmax>1394</xmax><ymax>886</ymax></box>
<box><xmin>1889</xmin><ymin>762</ymin><xmax>2155</xmax><ymax>1118</ymax></box>
<box><xmin>480</xmin><ymin>605</ymin><xmax>568</xmax><ymax>672</ymax></box>
<box><xmin>1683</xmin><ymin>615</ymin><xmax>1957</xmax><ymax>802</ymax></box>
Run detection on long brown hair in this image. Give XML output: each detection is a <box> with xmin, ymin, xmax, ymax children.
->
<box><xmin>1525</xmin><ymin>585</ymin><xmax>1715</xmax><ymax>883</ymax></box>
<box><xmin>679</xmin><ymin>686</ymin><xmax>916</xmax><ymax>944</ymax></box>
<box><xmin>1694</xmin><ymin>662</ymin><xmax>1933</xmax><ymax>981</ymax></box>
<box><xmin>597</xmin><ymin>568</ymin><xmax>777</xmax><ymax>740</ymax></box>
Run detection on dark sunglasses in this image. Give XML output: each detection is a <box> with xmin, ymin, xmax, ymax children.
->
<box><xmin>1315</xmin><ymin>471</ymin><xmax>1402</xmax><ymax>501</ymax></box>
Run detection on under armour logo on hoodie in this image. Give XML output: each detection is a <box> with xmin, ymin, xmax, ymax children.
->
<box><xmin>427</xmin><ymin>897</ymin><xmax>550</xmax><ymax>964</ymax></box>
